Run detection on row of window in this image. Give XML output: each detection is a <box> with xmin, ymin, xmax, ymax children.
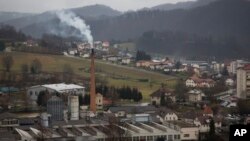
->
<box><xmin>1</xmin><ymin>120</ymin><xmax>19</xmax><ymax>125</ymax></box>
<box><xmin>97</xmin><ymin>134</ymin><xmax>180</xmax><ymax>141</ymax></box>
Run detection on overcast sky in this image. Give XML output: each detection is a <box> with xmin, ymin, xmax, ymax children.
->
<box><xmin>0</xmin><ymin>0</ymin><xmax>194</xmax><ymax>13</ymax></box>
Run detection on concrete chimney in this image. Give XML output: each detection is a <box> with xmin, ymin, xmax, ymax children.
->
<box><xmin>90</xmin><ymin>48</ymin><xmax>96</xmax><ymax>112</ymax></box>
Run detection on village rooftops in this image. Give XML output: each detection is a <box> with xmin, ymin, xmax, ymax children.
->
<box><xmin>108</xmin><ymin>106</ymin><xmax>157</xmax><ymax>114</ymax></box>
<box><xmin>239</xmin><ymin>64</ymin><xmax>250</xmax><ymax>70</ymax></box>
<box><xmin>189</xmin><ymin>76</ymin><xmax>215</xmax><ymax>84</ymax></box>
<box><xmin>203</xmin><ymin>106</ymin><xmax>213</xmax><ymax>115</ymax></box>
<box><xmin>43</xmin><ymin>83</ymin><xmax>84</xmax><ymax>91</ymax></box>
<box><xmin>0</xmin><ymin>112</ymin><xmax>18</xmax><ymax>120</ymax></box>
<box><xmin>195</xmin><ymin>116</ymin><xmax>222</xmax><ymax>125</ymax></box>
<box><xmin>166</xmin><ymin>121</ymin><xmax>197</xmax><ymax>128</ymax></box>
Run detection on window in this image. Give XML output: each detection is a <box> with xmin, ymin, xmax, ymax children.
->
<box><xmin>184</xmin><ymin>134</ymin><xmax>190</xmax><ymax>137</ymax></box>
<box><xmin>177</xmin><ymin>135</ymin><xmax>180</xmax><ymax>139</ymax></box>
<box><xmin>30</xmin><ymin>91</ymin><xmax>33</xmax><ymax>96</ymax></box>
<box><xmin>168</xmin><ymin>135</ymin><xmax>173</xmax><ymax>140</ymax></box>
<box><xmin>147</xmin><ymin>136</ymin><xmax>153</xmax><ymax>141</ymax></box>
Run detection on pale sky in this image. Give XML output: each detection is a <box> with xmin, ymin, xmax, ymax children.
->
<box><xmin>0</xmin><ymin>0</ymin><xmax>194</xmax><ymax>13</ymax></box>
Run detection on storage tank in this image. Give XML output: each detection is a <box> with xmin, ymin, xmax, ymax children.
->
<box><xmin>40</xmin><ymin>113</ymin><xmax>50</xmax><ymax>127</ymax></box>
<box><xmin>47</xmin><ymin>96</ymin><xmax>64</xmax><ymax>121</ymax></box>
<box><xmin>68</xmin><ymin>96</ymin><xmax>79</xmax><ymax>120</ymax></box>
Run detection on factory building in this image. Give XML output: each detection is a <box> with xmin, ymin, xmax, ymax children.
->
<box><xmin>47</xmin><ymin>96</ymin><xmax>64</xmax><ymax>121</ymax></box>
<box><xmin>13</xmin><ymin>120</ymin><xmax>181</xmax><ymax>141</ymax></box>
<box><xmin>68</xmin><ymin>96</ymin><xmax>79</xmax><ymax>121</ymax></box>
<box><xmin>27</xmin><ymin>83</ymin><xmax>85</xmax><ymax>105</ymax></box>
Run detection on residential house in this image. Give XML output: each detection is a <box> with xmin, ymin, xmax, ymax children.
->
<box><xmin>102</xmin><ymin>41</ymin><xmax>110</xmax><ymax>47</ymax></box>
<box><xmin>150</xmin><ymin>87</ymin><xmax>176</xmax><ymax>106</ymax></box>
<box><xmin>136</xmin><ymin>60</ymin><xmax>152</xmax><ymax>68</ymax></box>
<box><xmin>121</xmin><ymin>57</ymin><xmax>132</xmax><ymax>65</ymax></box>
<box><xmin>225</xmin><ymin>78</ymin><xmax>234</xmax><ymax>86</ymax></box>
<box><xmin>157</xmin><ymin>108</ymin><xmax>178</xmax><ymax>122</ymax></box>
<box><xmin>203</xmin><ymin>106</ymin><xmax>213</xmax><ymax>117</ymax></box>
<box><xmin>164</xmin><ymin>121</ymin><xmax>199</xmax><ymax>141</ymax></box>
<box><xmin>103</xmin><ymin>55</ymin><xmax>121</xmax><ymax>63</ymax></box>
<box><xmin>68</xmin><ymin>48</ymin><xmax>78</xmax><ymax>55</ymax></box>
<box><xmin>194</xmin><ymin>116</ymin><xmax>222</xmax><ymax>133</ymax></box>
<box><xmin>0</xmin><ymin>112</ymin><xmax>19</xmax><ymax>131</ymax></box>
<box><xmin>186</xmin><ymin>76</ymin><xmax>215</xmax><ymax>88</ymax></box>
<box><xmin>187</xmin><ymin>89</ymin><xmax>205</xmax><ymax>103</ymax></box>
<box><xmin>96</xmin><ymin>93</ymin><xmax>103</xmax><ymax>110</ymax></box>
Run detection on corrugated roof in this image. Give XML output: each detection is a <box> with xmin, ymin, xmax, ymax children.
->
<box><xmin>108</xmin><ymin>106</ymin><xmax>157</xmax><ymax>114</ymax></box>
<box><xmin>42</xmin><ymin>83</ymin><xmax>84</xmax><ymax>92</ymax></box>
<box><xmin>150</xmin><ymin>88</ymin><xmax>174</xmax><ymax>97</ymax></box>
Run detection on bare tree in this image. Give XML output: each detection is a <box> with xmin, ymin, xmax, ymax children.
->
<box><xmin>30</xmin><ymin>58</ymin><xmax>42</xmax><ymax>74</ymax></box>
<box><xmin>1</xmin><ymin>54</ymin><xmax>14</xmax><ymax>72</ymax></box>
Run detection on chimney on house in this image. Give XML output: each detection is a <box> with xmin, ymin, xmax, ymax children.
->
<box><xmin>90</xmin><ymin>48</ymin><xmax>96</xmax><ymax>113</ymax></box>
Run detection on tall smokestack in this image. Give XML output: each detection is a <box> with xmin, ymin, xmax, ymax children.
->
<box><xmin>90</xmin><ymin>47</ymin><xmax>96</xmax><ymax>113</ymax></box>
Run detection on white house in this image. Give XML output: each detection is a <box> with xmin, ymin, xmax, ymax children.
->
<box><xmin>96</xmin><ymin>93</ymin><xmax>103</xmax><ymax>110</ymax></box>
<box><xmin>186</xmin><ymin>79</ymin><xmax>197</xmax><ymax>87</ymax></box>
<box><xmin>164</xmin><ymin>121</ymin><xmax>199</xmax><ymax>141</ymax></box>
<box><xmin>68</xmin><ymin>48</ymin><xmax>78</xmax><ymax>55</ymax></box>
<box><xmin>187</xmin><ymin>89</ymin><xmax>205</xmax><ymax>103</ymax></box>
<box><xmin>194</xmin><ymin>116</ymin><xmax>222</xmax><ymax>133</ymax></box>
<box><xmin>121</xmin><ymin>57</ymin><xmax>131</xmax><ymax>65</ymax></box>
<box><xmin>150</xmin><ymin>88</ymin><xmax>176</xmax><ymax>106</ymax></box>
<box><xmin>27</xmin><ymin>83</ymin><xmax>85</xmax><ymax>105</ymax></box>
<box><xmin>186</xmin><ymin>76</ymin><xmax>215</xmax><ymax>88</ymax></box>
<box><xmin>159</xmin><ymin>109</ymin><xmax>179</xmax><ymax>122</ymax></box>
<box><xmin>225</xmin><ymin>78</ymin><xmax>234</xmax><ymax>86</ymax></box>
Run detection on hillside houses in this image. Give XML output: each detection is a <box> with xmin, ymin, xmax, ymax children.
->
<box><xmin>150</xmin><ymin>87</ymin><xmax>176</xmax><ymax>106</ymax></box>
<box><xmin>186</xmin><ymin>89</ymin><xmax>205</xmax><ymax>103</ymax></box>
<box><xmin>186</xmin><ymin>76</ymin><xmax>215</xmax><ymax>88</ymax></box>
<box><xmin>157</xmin><ymin>108</ymin><xmax>179</xmax><ymax>122</ymax></box>
<box><xmin>136</xmin><ymin>59</ymin><xmax>174</xmax><ymax>71</ymax></box>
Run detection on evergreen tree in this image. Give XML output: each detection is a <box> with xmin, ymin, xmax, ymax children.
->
<box><xmin>79</xmin><ymin>95</ymin><xmax>84</xmax><ymax>106</ymax></box>
<box><xmin>160</xmin><ymin>93</ymin><xmax>166</xmax><ymax>106</ymax></box>
<box><xmin>83</xmin><ymin>94</ymin><xmax>90</xmax><ymax>105</ymax></box>
<box><xmin>175</xmin><ymin>79</ymin><xmax>188</xmax><ymax>102</ymax></box>
<box><xmin>37</xmin><ymin>91</ymin><xmax>48</xmax><ymax>107</ymax></box>
<box><xmin>136</xmin><ymin>50</ymin><xmax>151</xmax><ymax>61</ymax></box>
<box><xmin>209</xmin><ymin>118</ymin><xmax>216</xmax><ymax>140</ymax></box>
<box><xmin>0</xmin><ymin>41</ymin><xmax>5</xmax><ymax>51</ymax></box>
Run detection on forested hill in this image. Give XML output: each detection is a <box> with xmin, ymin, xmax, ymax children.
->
<box><xmin>89</xmin><ymin>0</ymin><xmax>250</xmax><ymax>40</ymax></box>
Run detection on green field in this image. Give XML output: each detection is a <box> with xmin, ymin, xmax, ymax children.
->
<box><xmin>0</xmin><ymin>52</ymin><xmax>176</xmax><ymax>101</ymax></box>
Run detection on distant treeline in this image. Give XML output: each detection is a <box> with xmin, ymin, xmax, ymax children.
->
<box><xmin>137</xmin><ymin>30</ymin><xmax>250</xmax><ymax>60</ymax></box>
<box><xmin>96</xmin><ymin>85</ymin><xmax>143</xmax><ymax>102</ymax></box>
<box><xmin>0</xmin><ymin>25</ymin><xmax>27</xmax><ymax>41</ymax></box>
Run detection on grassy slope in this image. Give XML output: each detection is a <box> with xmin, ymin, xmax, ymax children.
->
<box><xmin>0</xmin><ymin>52</ymin><xmax>176</xmax><ymax>101</ymax></box>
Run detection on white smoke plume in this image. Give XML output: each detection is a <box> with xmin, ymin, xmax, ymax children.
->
<box><xmin>56</xmin><ymin>10</ymin><xmax>94</xmax><ymax>47</ymax></box>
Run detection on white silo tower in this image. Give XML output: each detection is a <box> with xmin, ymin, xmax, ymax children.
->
<box><xmin>40</xmin><ymin>113</ymin><xmax>50</xmax><ymax>127</ymax></box>
<box><xmin>68</xmin><ymin>96</ymin><xmax>79</xmax><ymax>120</ymax></box>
